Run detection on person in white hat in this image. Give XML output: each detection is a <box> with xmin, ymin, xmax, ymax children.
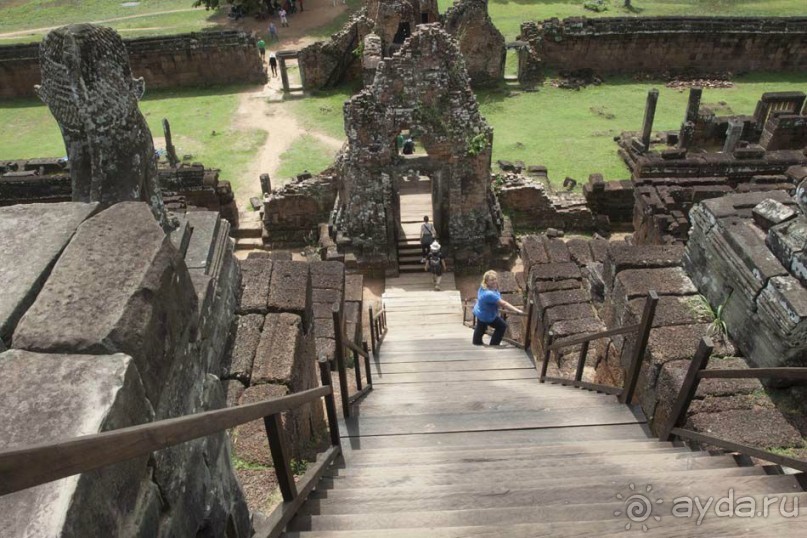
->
<box><xmin>424</xmin><ymin>240</ymin><xmax>446</xmax><ymax>291</ymax></box>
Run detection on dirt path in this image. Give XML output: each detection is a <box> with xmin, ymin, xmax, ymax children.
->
<box><xmin>231</xmin><ymin>0</ymin><xmax>351</xmax><ymax>209</ymax></box>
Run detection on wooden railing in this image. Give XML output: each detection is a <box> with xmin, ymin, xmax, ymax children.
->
<box><xmin>462</xmin><ymin>298</ymin><xmax>534</xmax><ymax>350</ymax></box>
<box><xmin>368</xmin><ymin>303</ymin><xmax>388</xmax><ymax>357</ymax></box>
<box><xmin>0</xmin><ymin>359</ymin><xmax>343</xmax><ymax>538</ymax></box>
<box><xmin>331</xmin><ymin>303</ymin><xmax>374</xmax><ymax>419</ymax></box>
<box><xmin>661</xmin><ymin>336</ymin><xmax>807</xmax><ymax>473</ymax></box>
<box><xmin>539</xmin><ymin>290</ymin><xmax>658</xmax><ymax>404</ymax></box>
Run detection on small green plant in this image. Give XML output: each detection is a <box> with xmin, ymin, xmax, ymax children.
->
<box><xmin>290</xmin><ymin>459</ymin><xmax>309</xmax><ymax>475</ymax></box>
<box><xmin>688</xmin><ymin>293</ymin><xmax>730</xmax><ymax>337</ymax></box>
<box><xmin>467</xmin><ymin>133</ymin><xmax>488</xmax><ymax>156</ymax></box>
<box><xmin>232</xmin><ymin>456</ymin><xmax>272</xmax><ymax>471</ymax></box>
<box><xmin>352</xmin><ymin>42</ymin><xmax>365</xmax><ymax>58</ymax></box>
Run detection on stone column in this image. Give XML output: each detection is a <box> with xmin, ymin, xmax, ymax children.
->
<box><xmin>162</xmin><ymin>118</ymin><xmax>179</xmax><ymax>167</ymax></box>
<box><xmin>679</xmin><ymin>121</ymin><xmax>695</xmax><ymax>150</ymax></box>
<box><xmin>684</xmin><ymin>87</ymin><xmax>702</xmax><ymax>123</ymax></box>
<box><xmin>279</xmin><ymin>57</ymin><xmax>290</xmax><ymax>92</ymax></box>
<box><xmin>722</xmin><ymin>118</ymin><xmax>744</xmax><ymax>153</ymax></box>
<box><xmin>641</xmin><ymin>89</ymin><xmax>659</xmax><ymax>150</ymax></box>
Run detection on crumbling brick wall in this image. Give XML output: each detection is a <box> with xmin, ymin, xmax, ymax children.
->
<box><xmin>518</xmin><ymin>17</ymin><xmax>807</xmax><ymax>81</ymax></box>
<box><xmin>0</xmin><ymin>30</ymin><xmax>267</xmax><ymax>100</ymax></box>
<box><xmin>496</xmin><ymin>173</ymin><xmax>595</xmax><ymax>232</ymax></box>
<box><xmin>262</xmin><ymin>172</ymin><xmax>338</xmax><ymax>248</ymax></box>
<box><xmin>442</xmin><ymin>0</ymin><xmax>505</xmax><ymax>87</ymax></box>
<box><xmin>338</xmin><ymin>25</ymin><xmax>497</xmax><ymax>269</ymax></box>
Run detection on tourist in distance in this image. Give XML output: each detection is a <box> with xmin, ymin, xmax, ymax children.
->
<box><xmin>256</xmin><ymin>38</ymin><xmax>266</xmax><ymax>62</ymax></box>
<box><xmin>268</xmin><ymin>22</ymin><xmax>279</xmax><ymax>42</ymax></box>
<box><xmin>419</xmin><ymin>215</ymin><xmax>436</xmax><ymax>261</ymax></box>
<box><xmin>268</xmin><ymin>52</ymin><xmax>278</xmax><ymax>77</ymax></box>
<box><xmin>472</xmin><ymin>270</ymin><xmax>524</xmax><ymax>346</ymax></box>
<box><xmin>402</xmin><ymin>136</ymin><xmax>415</xmax><ymax>155</ymax></box>
<box><xmin>279</xmin><ymin>7</ymin><xmax>289</xmax><ymax>27</ymax></box>
<box><xmin>424</xmin><ymin>241</ymin><xmax>447</xmax><ymax>291</ymax></box>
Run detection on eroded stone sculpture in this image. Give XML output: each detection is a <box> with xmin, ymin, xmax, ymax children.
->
<box><xmin>35</xmin><ymin>24</ymin><xmax>169</xmax><ymax>228</ymax></box>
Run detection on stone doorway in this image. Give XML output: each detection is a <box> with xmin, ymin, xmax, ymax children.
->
<box><xmin>396</xmin><ymin>174</ymin><xmax>433</xmax><ymax>273</ymax></box>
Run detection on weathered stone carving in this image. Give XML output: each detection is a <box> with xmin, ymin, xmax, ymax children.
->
<box><xmin>35</xmin><ymin>24</ymin><xmax>169</xmax><ymax>228</ymax></box>
<box><xmin>338</xmin><ymin>25</ymin><xmax>496</xmax><ymax>268</ymax></box>
<box><xmin>442</xmin><ymin>0</ymin><xmax>505</xmax><ymax>87</ymax></box>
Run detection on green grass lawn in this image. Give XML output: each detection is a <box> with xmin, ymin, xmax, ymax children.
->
<box><xmin>479</xmin><ymin>72</ymin><xmax>807</xmax><ymax>184</ymax></box>
<box><xmin>439</xmin><ymin>0</ymin><xmax>807</xmax><ymax>40</ymax></box>
<box><xmin>275</xmin><ymin>134</ymin><xmax>339</xmax><ymax>181</ymax></box>
<box><xmin>0</xmin><ymin>0</ymin><xmax>218</xmax><ymax>44</ymax></box>
<box><xmin>0</xmin><ymin>86</ymin><xmax>264</xmax><ymax>194</ymax></box>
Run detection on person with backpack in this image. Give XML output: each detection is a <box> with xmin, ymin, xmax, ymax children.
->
<box><xmin>419</xmin><ymin>216</ymin><xmax>436</xmax><ymax>261</ymax></box>
<box><xmin>424</xmin><ymin>241</ymin><xmax>447</xmax><ymax>291</ymax></box>
<box><xmin>402</xmin><ymin>136</ymin><xmax>415</xmax><ymax>155</ymax></box>
<box><xmin>472</xmin><ymin>270</ymin><xmax>524</xmax><ymax>346</ymax></box>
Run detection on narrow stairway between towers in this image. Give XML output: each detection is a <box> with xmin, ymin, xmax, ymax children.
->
<box><xmin>277</xmin><ymin>273</ymin><xmax>805</xmax><ymax>536</ymax></box>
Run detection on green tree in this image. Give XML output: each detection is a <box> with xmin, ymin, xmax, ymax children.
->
<box><xmin>192</xmin><ymin>0</ymin><xmax>264</xmax><ymax>13</ymax></box>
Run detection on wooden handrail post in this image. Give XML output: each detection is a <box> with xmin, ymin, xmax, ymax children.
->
<box><xmin>318</xmin><ymin>358</ymin><xmax>342</xmax><ymax>448</ymax></box>
<box><xmin>332</xmin><ymin>305</ymin><xmax>351</xmax><ymax>418</ymax></box>
<box><xmin>620</xmin><ymin>290</ymin><xmax>659</xmax><ymax>404</ymax></box>
<box><xmin>353</xmin><ymin>347</ymin><xmax>363</xmax><ymax>391</ymax></box>
<box><xmin>368</xmin><ymin>306</ymin><xmax>377</xmax><ymax>357</ymax></box>
<box><xmin>574</xmin><ymin>341</ymin><xmax>590</xmax><ymax>382</ymax></box>
<box><xmin>523</xmin><ymin>299</ymin><xmax>534</xmax><ymax>350</ymax></box>
<box><xmin>381</xmin><ymin>307</ymin><xmax>387</xmax><ymax>332</ymax></box>
<box><xmin>660</xmin><ymin>337</ymin><xmax>713</xmax><ymax>441</ymax></box>
<box><xmin>264</xmin><ymin>413</ymin><xmax>298</xmax><ymax>502</ymax></box>
<box><xmin>539</xmin><ymin>346</ymin><xmax>551</xmax><ymax>383</ymax></box>
<box><xmin>362</xmin><ymin>341</ymin><xmax>373</xmax><ymax>387</ymax></box>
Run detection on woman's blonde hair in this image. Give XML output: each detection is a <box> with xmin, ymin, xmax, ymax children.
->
<box><xmin>481</xmin><ymin>270</ymin><xmax>498</xmax><ymax>290</ymax></box>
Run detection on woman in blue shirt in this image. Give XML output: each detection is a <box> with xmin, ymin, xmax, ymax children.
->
<box><xmin>472</xmin><ymin>270</ymin><xmax>524</xmax><ymax>346</ymax></box>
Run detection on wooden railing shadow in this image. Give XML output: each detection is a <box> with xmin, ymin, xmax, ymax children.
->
<box><xmin>661</xmin><ymin>336</ymin><xmax>807</xmax><ymax>473</ymax></box>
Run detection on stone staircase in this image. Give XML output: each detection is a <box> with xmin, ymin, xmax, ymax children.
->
<box><xmin>279</xmin><ymin>273</ymin><xmax>805</xmax><ymax>536</ymax></box>
<box><xmin>397</xmin><ymin>178</ymin><xmax>433</xmax><ymax>274</ymax></box>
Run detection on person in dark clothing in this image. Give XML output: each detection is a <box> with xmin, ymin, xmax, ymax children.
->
<box><xmin>402</xmin><ymin>136</ymin><xmax>415</xmax><ymax>155</ymax></box>
<box><xmin>268</xmin><ymin>52</ymin><xmax>278</xmax><ymax>77</ymax></box>
<box><xmin>419</xmin><ymin>215</ymin><xmax>436</xmax><ymax>260</ymax></box>
<box><xmin>424</xmin><ymin>241</ymin><xmax>447</xmax><ymax>291</ymax></box>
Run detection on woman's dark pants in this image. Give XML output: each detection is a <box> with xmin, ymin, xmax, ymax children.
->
<box><xmin>472</xmin><ymin>316</ymin><xmax>508</xmax><ymax>346</ymax></box>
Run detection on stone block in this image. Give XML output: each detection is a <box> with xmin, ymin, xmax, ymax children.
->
<box><xmin>222</xmin><ymin>379</ymin><xmax>245</xmax><ymax>409</ymax></box>
<box><xmin>314</xmin><ymin>301</ymin><xmax>336</xmax><ymax>320</ymax></box>
<box><xmin>541</xmin><ymin>236</ymin><xmax>571</xmax><ymax>263</ymax></box>
<box><xmin>613</xmin><ymin>267</ymin><xmax>696</xmax><ymax>301</ymax></box>
<box><xmin>316</xmin><ymin>337</ymin><xmax>336</xmax><ymax>361</ymax></box>
<box><xmin>520</xmin><ymin>235</ymin><xmax>548</xmax><ymax>269</ymax></box>
<box><xmin>626</xmin><ymin>295</ymin><xmax>708</xmax><ymax>328</ymax></box>
<box><xmin>238</xmin><ymin>257</ymin><xmax>273</xmax><ymax>314</ymax></box>
<box><xmin>344</xmin><ymin>274</ymin><xmax>364</xmax><ymax>303</ymax></box>
<box><xmin>12</xmin><ymin>203</ymin><xmax>197</xmax><ymax>406</ymax></box>
<box><xmin>686</xmin><ymin>408</ymin><xmax>802</xmax><ymax>449</ymax></box>
<box><xmin>0</xmin><ymin>350</ymin><xmax>152</xmax><ymax>537</ymax></box>
<box><xmin>310</xmin><ymin>260</ymin><xmax>345</xmax><ymax>291</ymax></box>
<box><xmin>566</xmin><ymin>239</ymin><xmax>593</xmax><ymax>265</ymax></box>
<box><xmin>530</xmin><ymin>262</ymin><xmax>582</xmax><ymax>283</ymax></box>
<box><xmin>768</xmin><ymin>216</ymin><xmax>807</xmax><ymax>280</ymax></box>
<box><xmin>497</xmin><ymin>271</ymin><xmax>519</xmax><ymax>293</ymax></box>
<box><xmin>0</xmin><ymin>202</ymin><xmax>98</xmax><ymax>344</ymax></box>
<box><xmin>533</xmin><ymin>279</ymin><xmax>582</xmax><ymax>293</ymax></box>
<box><xmin>536</xmin><ymin>288</ymin><xmax>591</xmax><ymax>317</ymax></box>
<box><xmin>252</xmin><ymin>313</ymin><xmax>304</xmax><ymax>386</ymax></box>
<box><xmin>752</xmin><ymin>198</ymin><xmax>796</xmax><ymax>231</ymax></box>
<box><xmin>312</xmin><ymin>288</ymin><xmax>342</xmax><ymax>306</ymax></box>
<box><xmin>267</xmin><ymin>261</ymin><xmax>312</xmax><ymax>329</ymax></box>
<box><xmin>603</xmin><ymin>244</ymin><xmax>684</xmax><ymax>292</ymax></box>
<box><xmin>544</xmin><ymin>303</ymin><xmax>596</xmax><ymax>327</ymax></box>
<box><xmin>232</xmin><ymin>383</ymin><xmax>289</xmax><ymax>467</ymax></box>
<box><xmin>222</xmin><ymin>314</ymin><xmax>264</xmax><ymax>383</ymax></box>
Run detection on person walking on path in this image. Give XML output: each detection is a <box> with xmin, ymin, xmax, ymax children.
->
<box><xmin>269</xmin><ymin>52</ymin><xmax>278</xmax><ymax>77</ymax></box>
<box><xmin>256</xmin><ymin>38</ymin><xmax>266</xmax><ymax>61</ymax></box>
<box><xmin>419</xmin><ymin>215</ymin><xmax>436</xmax><ymax>261</ymax></box>
<box><xmin>424</xmin><ymin>241</ymin><xmax>447</xmax><ymax>291</ymax></box>
<box><xmin>472</xmin><ymin>270</ymin><xmax>524</xmax><ymax>346</ymax></box>
<box><xmin>279</xmin><ymin>8</ymin><xmax>289</xmax><ymax>27</ymax></box>
<box><xmin>268</xmin><ymin>22</ymin><xmax>279</xmax><ymax>42</ymax></box>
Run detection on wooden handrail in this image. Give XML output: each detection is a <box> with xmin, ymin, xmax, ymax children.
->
<box><xmin>547</xmin><ymin>324</ymin><xmax>641</xmax><ymax>351</ymax></box>
<box><xmin>343</xmin><ymin>335</ymin><xmax>369</xmax><ymax>358</ymax></box>
<box><xmin>0</xmin><ymin>385</ymin><xmax>330</xmax><ymax>496</ymax></box>
<box><xmin>661</xmin><ymin>336</ymin><xmax>807</xmax><ymax>472</ymax></box>
<box><xmin>538</xmin><ymin>290</ymin><xmax>658</xmax><ymax>404</ymax></box>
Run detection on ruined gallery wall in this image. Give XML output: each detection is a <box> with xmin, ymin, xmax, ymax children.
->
<box><xmin>0</xmin><ymin>30</ymin><xmax>267</xmax><ymax>100</ymax></box>
<box><xmin>519</xmin><ymin>17</ymin><xmax>807</xmax><ymax>81</ymax></box>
